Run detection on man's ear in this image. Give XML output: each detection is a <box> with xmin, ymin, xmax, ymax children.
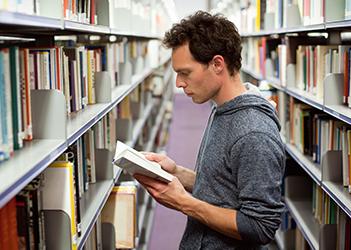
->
<box><xmin>212</xmin><ymin>55</ymin><xmax>225</xmax><ymax>74</ymax></box>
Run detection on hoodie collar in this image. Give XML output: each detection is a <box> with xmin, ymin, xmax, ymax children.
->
<box><xmin>214</xmin><ymin>94</ymin><xmax>281</xmax><ymax>131</ymax></box>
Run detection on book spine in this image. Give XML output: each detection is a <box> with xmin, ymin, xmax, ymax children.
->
<box><xmin>3</xmin><ymin>49</ymin><xmax>14</xmax><ymax>158</ymax></box>
<box><xmin>10</xmin><ymin>47</ymin><xmax>23</xmax><ymax>150</ymax></box>
<box><xmin>0</xmin><ymin>50</ymin><xmax>9</xmax><ymax>160</ymax></box>
<box><xmin>63</xmin><ymin>54</ymin><xmax>71</xmax><ymax>114</ymax></box>
<box><xmin>22</xmin><ymin>49</ymin><xmax>33</xmax><ymax>140</ymax></box>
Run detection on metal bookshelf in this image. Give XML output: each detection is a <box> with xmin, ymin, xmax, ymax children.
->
<box><xmin>240</xmin><ymin>23</ymin><xmax>326</xmax><ymax>38</ymax></box>
<box><xmin>285</xmin><ymin>144</ymin><xmax>322</xmax><ymax>185</ymax></box>
<box><xmin>126</xmin><ymin>100</ymin><xmax>156</xmax><ymax>148</ymax></box>
<box><xmin>322</xmin><ymin>181</ymin><xmax>351</xmax><ymax>218</ymax></box>
<box><xmin>110</xmin><ymin>28</ymin><xmax>161</xmax><ymax>39</ymax></box>
<box><xmin>0</xmin><ymin>4</ymin><xmax>174</xmax><ymax>250</ymax></box>
<box><xmin>241</xmin><ymin>68</ymin><xmax>351</xmax><ymax>124</ymax></box>
<box><xmin>64</xmin><ymin>20</ymin><xmax>110</xmax><ymax>34</ymax></box>
<box><xmin>145</xmin><ymin>99</ymin><xmax>168</xmax><ymax>152</ymax></box>
<box><xmin>67</xmin><ymin>67</ymin><xmax>159</xmax><ymax>147</ymax></box>
<box><xmin>0</xmin><ymin>52</ymin><xmax>171</xmax><ymax>234</ymax></box>
<box><xmin>285</xmin><ymin>198</ymin><xmax>319</xmax><ymax>250</ymax></box>
<box><xmin>77</xmin><ymin>169</ymin><xmax>122</xmax><ymax>249</ymax></box>
<box><xmin>0</xmin><ymin>10</ymin><xmax>163</xmax><ymax>39</ymax></box>
<box><xmin>0</xmin><ymin>10</ymin><xmax>62</xmax><ymax>29</ymax></box>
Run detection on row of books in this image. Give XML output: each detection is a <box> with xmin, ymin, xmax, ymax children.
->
<box><xmin>239</xmin><ymin>0</ymin><xmax>351</xmax><ymax>34</ymax></box>
<box><xmin>0</xmin><ymin>181</ymin><xmax>142</xmax><ymax>250</ymax></box>
<box><xmin>0</xmin><ymin>83</ymin><xmax>172</xmax><ymax>249</ymax></box>
<box><xmin>312</xmin><ymin>182</ymin><xmax>338</xmax><ymax>225</ymax></box>
<box><xmin>0</xmin><ymin>160</ymin><xmax>102</xmax><ymax>250</ymax></box>
<box><xmin>288</xmin><ymin>98</ymin><xmax>351</xmax><ymax>191</ymax></box>
<box><xmin>0</xmin><ymin>0</ymin><xmax>99</xmax><ymax>24</ymax></box>
<box><xmin>0</xmin><ymin>108</ymin><xmax>127</xmax><ymax>249</ymax></box>
<box><xmin>282</xmin><ymin>171</ymin><xmax>351</xmax><ymax>249</ymax></box>
<box><xmin>0</xmin><ymin>39</ymin><xmax>153</xmax><ymax>163</ymax></box>
<box><xmin>64</xmin><ymin>0</ymin><xmax>97</xmax><ymax>24</ymax></box>
<box><xmin>243</xmin><ymin>36</ymin><xmax>351</xmax><ymax>105</ymax></box>
<box><xmin>260</xmin><ymin>85</ymin><xmax>351</xmax><ymax>249</ymax></box>
<box><xmin>0</xmin><ymin>177</ymin><xmax>45</xmax><ymax>250</ymax></box>
<box><xmin>0</xmin><ymin>77</ymin><xmax>166</xmax><ymax>247</ymax></box>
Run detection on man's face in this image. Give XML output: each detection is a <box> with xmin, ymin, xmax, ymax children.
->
<box><xmin>172</xmin><ymin>44</ymin><xmax>220</xmax><ymax>104</ymax></box>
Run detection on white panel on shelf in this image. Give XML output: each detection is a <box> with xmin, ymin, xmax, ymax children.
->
<box><xmin>0</xmin><ymin>139</ymin><xmax>66</xmax><ymax>208</ymax></box>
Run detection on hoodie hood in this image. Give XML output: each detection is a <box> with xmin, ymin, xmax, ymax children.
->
<box><xmin>215</xmin><ymin>94</ymin><xmax>281</xmax><ymax>131</ymax></box>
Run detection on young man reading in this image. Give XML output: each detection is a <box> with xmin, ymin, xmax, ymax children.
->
<box><xmin>134</xmin><ymin>11</ymin><xmax>285</xmax><ymax>249</ymax></box>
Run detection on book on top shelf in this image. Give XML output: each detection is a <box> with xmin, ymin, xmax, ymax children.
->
<box><xmin>112</xmin><ymin>141</ymin><xmax>173</xmax><ymax>183</ymax></box>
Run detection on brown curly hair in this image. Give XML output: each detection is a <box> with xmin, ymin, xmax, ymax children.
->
<box><xmin>163</xmin><ymin>11</ymin><xmax>242</xmax><ymax>76</ymax></box>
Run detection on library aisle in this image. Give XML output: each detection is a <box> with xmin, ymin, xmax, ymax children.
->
<box><xmin>148</xmin><ymin>92</ymin><xmax>212</xmax><ymax>250</ymax></box>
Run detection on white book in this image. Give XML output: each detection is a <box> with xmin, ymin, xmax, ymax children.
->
<box><xmin>3</xmin><ymin>49</ymin><xmax>13</xmax><ymax>158</ymax></box>
<box><xmin>112</xmin><ymin>141</ymin><xmax>174</xmax><ymax>183</ymax></box>
<box><xmin>342</xmin><ymin>128</ymin><xmax>349</xmax><ymax>187</ymax></box>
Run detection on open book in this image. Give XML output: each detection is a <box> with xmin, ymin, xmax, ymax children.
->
<box><xmin>112</xmin><ymin>141</ymin><xmax>174</xmax><ymax>183</ymax></box>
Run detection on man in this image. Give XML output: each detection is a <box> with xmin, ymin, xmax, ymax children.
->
<box><xmin>134</xmin><ymin>11</ymin><xmax>285</xmax><ymax>249</ymax></box>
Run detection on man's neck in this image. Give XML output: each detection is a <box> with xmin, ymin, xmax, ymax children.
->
<box><xmin>213</xmin><ymin>73</ymin><xmax>246</xmax><ymax>106</ymax></box>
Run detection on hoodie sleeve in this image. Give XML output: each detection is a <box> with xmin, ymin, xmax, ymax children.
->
<box><xmin>231</xmin><ymin>132</ymin><xmax>285</xmax><ymax>245</ymax></box>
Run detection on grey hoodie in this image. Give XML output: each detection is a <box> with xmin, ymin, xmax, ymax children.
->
<box><xmin>179</xmin><ymin>93</ymin><xmax>286</xmax><ymax>250</ymax></box>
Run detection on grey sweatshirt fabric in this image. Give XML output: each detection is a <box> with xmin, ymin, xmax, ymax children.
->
<box><xmin>179</xmin><ymin>93</ymin><xmax>286</xmax><ymax>249</ymax></box>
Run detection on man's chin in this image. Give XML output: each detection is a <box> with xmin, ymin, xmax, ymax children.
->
<box><xmin>191</xmin><ymin>96</ymin><xmax>207</xmax><ymax>104</ymax></box>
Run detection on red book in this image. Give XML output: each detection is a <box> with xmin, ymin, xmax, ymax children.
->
<box><xmin>90</xmin><ymin>0</ymin><xmax>95</xmax><ymax>24</ymax></box>
<box><xmin>56</xmin><ymin>47</ymin><xmax>61</xmax><ymax>91</ymax></box>
<box><xmin>8</xmin><ymin>199</ymin><xmax>19</xmax><ymax>250</ymax></box>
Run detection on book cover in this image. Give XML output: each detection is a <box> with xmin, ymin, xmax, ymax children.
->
<box><xmin>112</xmin><ymin>141</ymin><xmax>173</xmax><ymax>183</ymax></box>
<box><xmin>101</xmin><ymin>185</ymin><xmax>136</xmax><ymax>249</ymax></box>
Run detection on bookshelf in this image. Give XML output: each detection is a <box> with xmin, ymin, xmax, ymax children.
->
<box><xmin>285</xmin><ymin>144</ymin><xmax>322</xmax><ymax>185</ymax></box>
<box><xmin>0</xmin><ymin>1</ymin><xmax>176</xmax><ymax>249</ymax></box>
<box><xmin>240</xmin><ymin>23</ymin><xmax>326</xmax><ymax>37</ymax></box>
<box><xmin>223</xmin><ymin>0</ymin><xmax>351</xmax><ymax>248</ymax></box>
<box><xmin>77</xmin><ymin>171</ymin><xmax>121</xmax><ymax>248</ymax></box>
<box><xmin>242</xmin><ymin>65</ymin><xmax>351</xmax><ymax>250</ymax></box>
<box><xmin>285</xmin><ymin>198</ymin><xmax>319</xmax><ymax>250</ymax></box>
<box><xmin>0</xmin><ymin>10</ymin><xmax>62</xmax><ymax>29</ymax></box>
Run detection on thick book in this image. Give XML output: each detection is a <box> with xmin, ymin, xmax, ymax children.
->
<box><xmin>112</xmin><ymin>141</ymin><xmax>174</xmax><ymax>183</ymax></box>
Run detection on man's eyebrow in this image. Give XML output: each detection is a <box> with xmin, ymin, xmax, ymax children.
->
<box><xmin>174</xmin><ymin>68</ymin><xmax>190</xmax><ymax>73</ymax></box>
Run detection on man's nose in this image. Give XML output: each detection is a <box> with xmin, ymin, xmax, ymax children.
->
<box><xmin>175</xmin><ymin>75</ymin><xmax>186</xmax><ymax>88</ymax></box>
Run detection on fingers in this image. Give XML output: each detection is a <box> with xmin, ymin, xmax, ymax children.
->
<box><xmin>143</xmin><ymin>152</ymin><xmax>165</xmax><ymax>162</ymax></box>
<box><xmin>133</xmin><ymin>174</ymin><xmax>167</xmax><ymax>190</ymax></box>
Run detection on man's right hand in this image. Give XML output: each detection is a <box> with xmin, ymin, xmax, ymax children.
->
<box><xmin>143</xmin><ymin>152</ymin><xmax>178</xmax><ymax>175</ymax></box>
<box><xmin>142</xmin><ymin>152</ymin><xmax>196</xmax><ymax>192</ymax></box>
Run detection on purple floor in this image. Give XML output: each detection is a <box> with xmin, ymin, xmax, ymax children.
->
<box><xmin>148</xmin><ymin>93</ymin><xmax>212</xmax><ymax>250</ymax></box>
